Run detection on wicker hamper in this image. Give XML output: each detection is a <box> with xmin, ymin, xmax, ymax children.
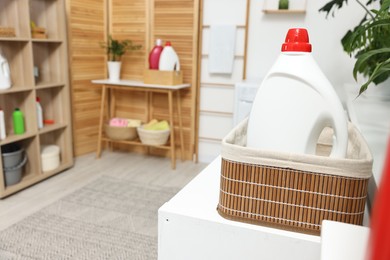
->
<box><xmin>217</xmin><ymin>118</ymin><xmax>373</xmax><ymax>235</ymax></box>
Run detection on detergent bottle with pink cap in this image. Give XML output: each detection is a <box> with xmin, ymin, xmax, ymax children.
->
<box><xmin>246</xmin><ymin>28</ymin><xmax>348</xmax><ymax>158</ymax></box>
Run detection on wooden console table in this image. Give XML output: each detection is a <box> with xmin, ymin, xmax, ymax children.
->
<box><xmin>91</xmin><ymin>79</ymin><xmax>191</xmax><ymax>169</ymax></box>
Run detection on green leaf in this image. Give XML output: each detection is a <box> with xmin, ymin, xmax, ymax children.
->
<box><xmin>319</xmin><ymin>0</ymin><xmax>349</xmax><ymax>17</ymax></box>
<box><xmin>353</xmin><ymin>48</ymin><xmax>390</xmax><ymax>79</ymax></box>
<box><xmin>357</xmin><ymin>57</ymin><xmax>390</xmax><ymax>95</ymax></box>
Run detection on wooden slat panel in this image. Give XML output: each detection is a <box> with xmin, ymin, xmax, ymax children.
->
<box><xmin>110</xmin><ymin>0</ymin><xmax>147</xmax><ymax>81</ymax></box>
<box><xmin>151</xmin><ymin>0</ymin><xmax>199</xmax><ymax>160</ymax></box>
<box><xmin>68</xmin><ymin>0</ymin><xmax>199</xmax><ymax>160</ymax></box>
<box><xmin>67</xmin><ymin>0</ymin><xmax>107</xmax><ymax>156</ymax></box>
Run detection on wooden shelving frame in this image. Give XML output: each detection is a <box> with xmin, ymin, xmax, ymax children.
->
<box><xmin>0</xmin><ymin>0</ymin><xmax>73</xmax><ymax>198</ymax></box>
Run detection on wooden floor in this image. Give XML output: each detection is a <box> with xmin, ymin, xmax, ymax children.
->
<box><xmin>0</xmin><ymin>151</ymin><xmax>207</xmax><ymax>231</ymax></box>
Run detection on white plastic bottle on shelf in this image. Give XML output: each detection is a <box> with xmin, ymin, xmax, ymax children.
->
<box><xmin>0</xmin><ymin>109</ymin><xmax>6</xmax><ymax>140</ymax></box>
<box><xmin>246</xmin><ymin>28</ymin><xmax>348</xmax><ymax>158</ymax></box>
<box><xmin>36</xmin><ymin>97</ymin><xmax>44</xmax><ymax>129</ymax></box>
<box><xmin>0</xmin><ymin>53</ymin><xmax>12</xmax><ymax>90</ymax></box>
<box><xmin>158</xmin><ymin>41</ymin><xmax>180</xmax><ymax>71</ymax></box>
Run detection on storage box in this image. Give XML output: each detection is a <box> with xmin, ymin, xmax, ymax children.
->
<box><xmin>0</xmin><ymin>27</ymin><xmax>16</xmax><ymax>37</ymax></box>
<box><xmin>217</xmin><ymin>118</ymin><xmax>373</xmax><ymax>235</ymax></box>
<box><xmin>143</xmin><ymin>69</ymin><xmax>183</xmax><ymax>85</ymax></box>
<box><xmin>41</xmin><ymin>145</ymin><xmax>60</xmax><ymax>172</ymax></box>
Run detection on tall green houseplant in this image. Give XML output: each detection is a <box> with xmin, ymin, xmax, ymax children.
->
<box><xmin>320</xmin><ymin>0</ymin><xmax>390</xmax><ymax>95</ymax></box>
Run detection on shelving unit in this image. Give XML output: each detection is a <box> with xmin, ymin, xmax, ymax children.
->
<box><xmin>262</xmin><ymin>0</ymin><xmax>307</xmax><ymax>14</ymax></box>
<box><xmin>92</xmin><ymin>79</ymin><xmax>190</xmax><ymax>170</ymax></box>
<box><xmin>0</xmin><ymin>0</ymin><xmax>73</xmax><ymax>198</ymax></box>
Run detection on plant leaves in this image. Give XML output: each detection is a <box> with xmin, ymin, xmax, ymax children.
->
<box><xmin>358</xmin><ymin>59</ymin><xmax>390</xmax><ymax>95</ymax></box>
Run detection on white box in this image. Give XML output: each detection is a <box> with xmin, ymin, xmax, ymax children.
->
<box><xmin>158</xmin><ymin>157</ymin><xmax>321</xmax><ymax>260</ymax></box>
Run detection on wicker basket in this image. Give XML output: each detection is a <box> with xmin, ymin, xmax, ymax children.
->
<box><xmin>0</xmin><ymin>27</ymin><xmax>16</xmax><ymax>37</ymax></box>
<box><xmin>104</xmin><ymin>124</ymin><xmax>137</xmax><ymax>140</ymax></box>
<box><xmin>217</xmin><ymin>118</ymin><xmax>373</xmax><ymax>235</ymax></box>
<box><xmin>137</xmin><ymin>126</ymin><xmax>170</xmax><ymax>146</ymax></box>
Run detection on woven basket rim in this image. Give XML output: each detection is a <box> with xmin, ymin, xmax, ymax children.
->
<box><xmin>137</xmin><ymin>126</ymin><xmax>170</xmax><ymax>133</ymax></box>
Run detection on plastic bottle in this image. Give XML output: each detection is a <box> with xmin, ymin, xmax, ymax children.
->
<box><xmin>0</xmin><ymin>53</ymin><xmax>12</xmax><ymax>90</ymax></box>
<box><xmin>36</xmin><ymin>97</ymin><xmax>43</xmax><ymax>129</ymax></box>
<box><xmin>0</xmin><ymin>109</ymin><xmax>6</xmax><ymax>140</ymax></box>
<box><xmin>149</xmin><ymin>39</ymin><xmax>164</xmax><ymax>70</ymax></box>
<box><xmin>159</xmin><ymin>42</ymin><xmax>180</xmax><ymax>71</ymax></box>
<box><xmin>12</xmin><ymin>108</ymin><xmax>25</xmax><ymax>135</ymax></box>
<box><xmin>246</xmin><ymin>28</ymin><xmax>348</xmax><ymax>158</ymax></box>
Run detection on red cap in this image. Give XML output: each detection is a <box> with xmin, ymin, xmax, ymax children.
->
<box><xmin>36</xmin><ymin>97</ymin><xmax>41</xmax><ymax>102</ymax></box>
<box><xmin>281</xmin><ymin>28</ymin><xmax>312</xmax><ymax>52</ymax></box>
<box><xmin>165</xmin><ymin>41</ymin><xmax>171</xmax><ymax>46</ymax></box>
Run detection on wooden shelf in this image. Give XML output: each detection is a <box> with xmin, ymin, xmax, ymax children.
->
<box><xmin>102</xmin><ymin>137</ymin><xmax>172</xmax><ymax>150</ymax></box>
<box><xmin>263</xmin><ymin>9</ymin><xmax>306</xmax><ymax>14</ymax></box>
<box><xmin>0</xmin><ymin>0</ymin><xmax>73</xmax><ymax>199</ymax></box>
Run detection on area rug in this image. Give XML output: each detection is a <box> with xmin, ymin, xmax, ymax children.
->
<box><xmin>0</xmin><ymin>176</ymin><xmax>179</xmax><ymax>260</ymax></box>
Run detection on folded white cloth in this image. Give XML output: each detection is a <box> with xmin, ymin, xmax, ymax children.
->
<box><xmin>208</xmin><ymin>25</ymin><xmax>236</xmax><ymax>74</ymax></box>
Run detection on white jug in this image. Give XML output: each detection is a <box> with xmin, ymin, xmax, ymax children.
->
<box><xmin>246</xmin><ymin>28</ymin><xmax>348</xmax><ymax>158</ymax></box>
<box><xmin>0</xmin><ymin>54</ymin><xmax>12</xmax><ymax>89</ymax></box>
<box><xmin>159</xmin><ymin>42</ymin><xmax>180</xmax><ymax>71</ymax></box>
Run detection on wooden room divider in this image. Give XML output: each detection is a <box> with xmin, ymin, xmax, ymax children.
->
<box><xmin>67</xmin><ymin>0</ymin><xmax>200</xmax><ymax>161</ymax></box>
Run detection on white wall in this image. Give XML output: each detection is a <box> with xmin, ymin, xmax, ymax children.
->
<box><xmin>246</xmin><ymin>0</ymin><xmax>366</xmax><ymax>90</ymax></box>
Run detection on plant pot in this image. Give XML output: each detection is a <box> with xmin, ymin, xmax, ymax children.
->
<box><xmin>108</xmin><ymin>61</ymin><xmax>121</xmax><ymax>81</ymax></box>
<box><xmin>278</xmin><ymin>0</ymin><xmax>289</xmax><ymax>10</ymax></box>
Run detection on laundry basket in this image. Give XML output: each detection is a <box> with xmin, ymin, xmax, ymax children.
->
<box><xmin>217</xmin><ymin>118</ymin><xmax>373</xmax><ymax>235</ymax></box>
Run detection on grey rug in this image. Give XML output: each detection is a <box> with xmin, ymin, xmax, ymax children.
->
<box><xmin>0</xmin><ymin>176</ymin><xmax>179</xmax><ymax>260</ymax></box>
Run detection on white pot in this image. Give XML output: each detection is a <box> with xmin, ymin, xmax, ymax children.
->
<box><xmin>108</xmin><ymin>61</ymin><xmax>121</xmax><ymax>81</ymax></box>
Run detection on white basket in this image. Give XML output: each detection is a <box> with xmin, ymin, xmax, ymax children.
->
<box><xmin>137</xmin><ymin>127</ymin><xmax>170</xmax><ymax>146</ymax></box>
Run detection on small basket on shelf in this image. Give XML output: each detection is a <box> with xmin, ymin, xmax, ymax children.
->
<box><xmin>137</xmin><ymin>120</ymin><xmax>170</xmax><ymax>146</ymax></box>
<box><xmin>0</xmin><ymin>27</ymin><xmax>16</xmax><ymax>37</ymax></box>
<box><xmin>104</xmin><ymin>118</ymin><xmax>140</xmax><ymax>141</ymax></box>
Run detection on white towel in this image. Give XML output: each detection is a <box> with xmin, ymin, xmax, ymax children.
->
<box><xmin>208</xmin><ymin>25</ymin><xmax>236</xmax><ymax>74</ymax></box>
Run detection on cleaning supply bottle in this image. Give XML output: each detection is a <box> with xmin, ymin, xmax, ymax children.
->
<box><xmin>0</xmin><ymin>109</ymin><xmax>6</xmax><ymax>140</ymax></box>
<box><xmin>149</xmin><ymin>39</ymin><xmax>164</xmax><ymax>69</ymax></box>
<box><xmin>246</xmin><ymin>28</ymin><xmax>348</xmax><ymax>158</ymax></box>
<box><xmin>0</xmin><ymin>53</ymin><xmax>12</xmax><ymax>90</ymax></box>
<box><xmin>159</xmin><ymin>41</ymin><xmax>180</xmax><ymax>71</ymax></box>
<box><xmin>12</xmin><ymin>108</ymin><xmax>25</xmax><ymax>135</ymax></box>
<box><xmin>36</xmin><ymin>97</ymin><xmax>43</xmax><ymax>129</ymax></box>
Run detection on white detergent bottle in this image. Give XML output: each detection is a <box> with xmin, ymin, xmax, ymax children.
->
<box><xmin>246</xmin><ymin>28</ymin><xmax>348</xmax><ymax>158</ymax></box>
<box><xmin>0</xmin><ymin>53</ymin><xmax>11</xmax><ymax>90</ymax></box>
<box><xmin>159</xmin><ymin>41</ymin><xmax>180</xmax><ymax>71</ymax></box>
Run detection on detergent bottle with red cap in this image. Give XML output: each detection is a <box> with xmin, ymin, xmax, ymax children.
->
<box><xmin>159</xmin><ymin>41</ymin><xmax>180</xmax><ymax>71</ymax></box>
<box><xmin>246</xmin><ymin>28</ymin><xmax>348</xmax><ymax>158</ymax></box>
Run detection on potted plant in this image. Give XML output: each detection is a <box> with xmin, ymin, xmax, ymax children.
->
<box><xmin>101</xmin><ymin>35</ymin><xmax>142</xmax><ymax>81</ymax></box>
<box><xmin>279</xmin><ymin>0</ymin><xmax>289</xmax><ymax>10</ymax></box>
<box><xmin>319</xmin><ymin>0</ymin><xmax>390</xmax><ymax>95</ymax></box>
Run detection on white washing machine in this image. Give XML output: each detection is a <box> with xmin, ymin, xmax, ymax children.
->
<box><xmin>233</xmin><ymin>79</ymin><xmax>262</xmax><ymax>126</ymax></box>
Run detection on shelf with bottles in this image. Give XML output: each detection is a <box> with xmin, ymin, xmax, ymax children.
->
<box><xmin>32</xmin><ymin>42</ymin><xmax>65</xmax><ymax>86</ymax></box>
<box><xmin>30</xmin><ymin>0</ymin><xmax>64</xmax><ymax>41</ymax></box>
<box><xmin>0</xmin><ymin>41</ymin><xmax>34</xmax><ymax>92</ymax></box>
<box><xmin>0</xmin><ymin>136</ymin><xmax>40</xmax><ymax>196</ymax></box>
<box><xmin>36</xmin><ymin>86</ymin><xmax>67</xmax><ymax>129</ymax></box>
<box><xmin>0</xmin><ymin>91</ymin><xmax>36</xmax><ymax>143</ymax></box>
<box><xmin>39</xmin><ymin>127</ymin><xmax>72</xmax><ymax>174</ymax></box>
<box><xmin>0</xmin><ymin>0</ymin><xmax>30</xmax><ymax>39</ymax></box>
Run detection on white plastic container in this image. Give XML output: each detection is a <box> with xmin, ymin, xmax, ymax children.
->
<box><xmin>36</xmin><ymin>97</ymin><xmax>44</xmax><ymax>129</ymax></box>
<box><xmin>41</xmin><ymin>145</ymin><xmax>60</xmax><ymax>172</ymax></box>
<box><xmin>0</xmin><ymin>109</ymin><xmax>6</xmax><ymax>140</ymax></box>
<box><xmin>246</xmin><ymin>28</ymin><xmax>348</xmax><ymax>158</ymax></box>
<box><xmin>0</xmin><ymin>53</ymin><xmax>11</xmax><ymax>90</ymax></box>
<box><xmin>159</xmin><ymin>42</ymin><xmax>180</xmax><ymax>71</ymax></box>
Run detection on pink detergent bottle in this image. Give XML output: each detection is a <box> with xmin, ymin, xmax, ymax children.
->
<box><xmin>149</xmin><ymin>39</ymin><xmax>163</xmax><ymax>70</ymax></box>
